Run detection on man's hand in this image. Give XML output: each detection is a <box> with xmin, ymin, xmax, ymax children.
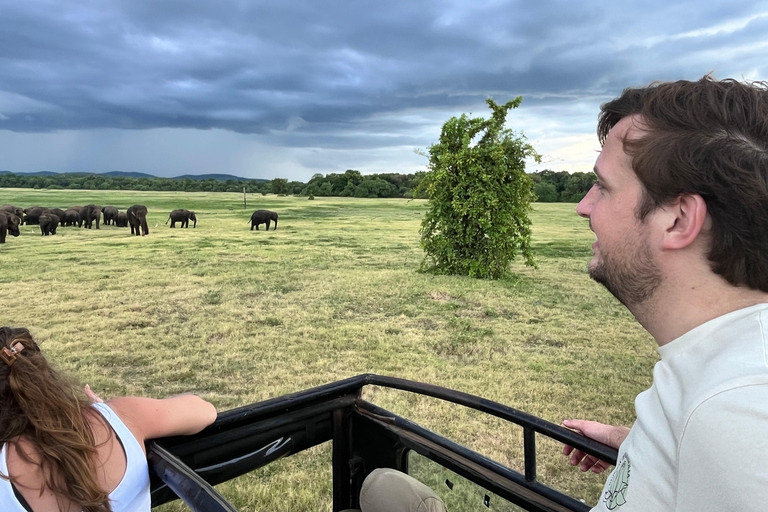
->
<box><xmin>562</xmin><ymin>419</ymin><xmax>630</xmax><ymax>473</ymax></box>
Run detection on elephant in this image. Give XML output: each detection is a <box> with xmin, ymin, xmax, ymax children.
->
<box><xmin>250</xmin><ymin>210</ymin><xmax>278</xmax><ymax>231</ymax></box>
<box><xmin>166</xmin><ymin>209</ymin><xmax>197</xmax><ymax>228</ymax></box>
<box><xmin>0</xmin><ymin>211</ymin><xmax>21</xmax><ymax>244</ymax></box>
<box><xmin>115</xmin><ymin>211</ymin><xmax>129</xmax><ymax>228</ymax></box>
<box><xmin>127</xmin><ymin>205</ymin><xmax>149</xmax><ymax>236</ymax></box>
<box><xmin>22</xmin><ymin>207</ymin><xmax>50</xmax><ymax>225</ymax></box>
<box><xmin>102</xmin><ymin>206</ymin><xmax>119</xmax><ymax>225</ymax></box>
<box><xmin>39</xmin><ymin>213</ymin><xmax>60</xmax><ymax>236</ymax></box>
<box><xmin>66</xmin><ymin>206</ymin><xmax>84</xmax><ymax>226</ymax></box>
<box><xmin>79</xmin><ymin>204</ymin><xmax>102</xmax><ymax>229</ymax></box>
<box><xmin>62</xmin><ymin>209</ymin><xmax>81</xmax><ymax>227</ymax></box>
<box><xmin>49</xmin><ymin>208</ymin><xmax>67</xmax><ymax>224</ymax></box>
<box><xmin>1</xmin><ymin>205</ymin><xmax>23</xmax><ymax>219</ymax></box>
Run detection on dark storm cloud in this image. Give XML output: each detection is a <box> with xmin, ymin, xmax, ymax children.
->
<box><xmin>1</xmin><ymin>0</ymin><xmax>766</xmax><ymax>152</ymax></box>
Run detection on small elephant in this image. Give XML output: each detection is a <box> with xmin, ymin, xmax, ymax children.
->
<box><xmin>66</xmin><ymin>206</ymin><xmax>85</xmax><ymax>227</ymax></box>
<box><xmin>79</xmin><ymin>204</ymin><xmax>102</xmax><ymax>229</ymax></box>
<box><xmin>102</xmin><ymin>206</ymin><xmax>119</xmax><ymax>225</ymax></box>
<box><xmin>39</xmin><ymin>213</ymin><xmax>60</xmax><ymax>236</ymax></box>
<box><xmin>127</xmin><ymin>205</ymin><xmax>149</xmax><ymax>236</ymax></box>
<box><xmin>62</xmin><ymin>209</ymin><xmax>81</xmax><ymax>227</ymax></box>
<box><xmin>0</xmin><ymin>211</ymin><xmax>21</xmax><ymax>244</ymax></box>
<box><xmin>115</xmin><ymin>211</ymin><xmax>129</xmax><ymax>228</ymax></box>
<box><xmin>166</xmin><ymin>209</ymin><xmax>197</xmax><ymax>228</ymax></box>
<box><xmin>250</xmin><ymin>210</ymin><xmax>278</xmax><ymax>231</ymax></box>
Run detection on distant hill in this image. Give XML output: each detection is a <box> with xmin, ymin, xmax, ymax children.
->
<box><xmin>0</xmin><ymin>170</ymin><xmax>266</xmax><ymax>182</ymax></box>
<box><xmin>101</xmin><ymin>171</ymin><xmax>159</xmax><ymax>179</ymax></box>
<box><xmin>0</xmin><ymin>170</ymin><xmax>60</xmax><ymax>176</ymax></box>
<box><xmin>173</xmin><ymin>173</ymin><xmax>258</xmax><ymax>182</ymax></box>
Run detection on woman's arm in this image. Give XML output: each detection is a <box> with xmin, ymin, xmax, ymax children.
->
<box><xmin>107</xmin><ymin>395</ymin><xmax>217</xmax><ymax>442</ymax></box>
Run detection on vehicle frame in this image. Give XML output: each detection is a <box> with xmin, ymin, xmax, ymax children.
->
<box><xmin>149</xmin><ymin>374</ymin><xmax>617</xmax><ymax>512</ymax></box>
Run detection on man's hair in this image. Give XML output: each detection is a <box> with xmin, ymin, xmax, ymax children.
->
<box><xmin>598</xmin><ymin>76</ymin><xmax>768</xmax><ymax>291</ymax></box>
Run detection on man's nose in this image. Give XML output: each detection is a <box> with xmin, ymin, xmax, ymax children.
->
<box><xmin>576</xmin><ymin>195</ymin><xmax>591</xmax><ymax>219</ymax></box>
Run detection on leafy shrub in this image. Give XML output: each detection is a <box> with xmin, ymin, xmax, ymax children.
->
<box><xmin>419</xmin><ymin>98</ymin><xmax>539</xmax><ymax>279</ymax></box>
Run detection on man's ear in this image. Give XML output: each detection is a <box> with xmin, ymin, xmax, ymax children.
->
<box><xmin>659</xmin><ymin>194</ymin><xmax>708</xmax><ymax>250</ymax></box>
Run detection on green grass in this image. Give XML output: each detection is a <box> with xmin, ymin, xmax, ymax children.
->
<box><xmin>0</xmin><ymin>189</ymin><xmax>657</xmax><ymax>510</ymax></box>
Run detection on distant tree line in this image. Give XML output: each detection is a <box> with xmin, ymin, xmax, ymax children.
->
<box><xmin>530</xmin><ymin>170</ymin><xmax>596</xmax><ymax>202</ymax></box>
<box><xmin>0</xmin><ymin>170</ymin><xmax>430</xmax><ymax>198</ymax></box>
<box><xmin>0</xmin><ymin>169</ymin><xmax>594</xmax><ymax>202</ymax></box>
<box><xmin>298</xmin><ymin>170</ymin><xmax>428</xmax><ymax>198</ymax></box>
<box><xmin>0</xmin><ymin>173</ymin><xmax>266</xmax><ymax>193</ymax></box>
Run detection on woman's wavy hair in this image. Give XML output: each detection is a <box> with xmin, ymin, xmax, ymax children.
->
<box><xmin>0</xmin><ymin>327</ymin><xmax>112</xmax><ymax>512</ymax></box>
<box><xmin>598</xmin><ymin>76</ymin><xmax>768</xmax><ymax>291</ymax></box>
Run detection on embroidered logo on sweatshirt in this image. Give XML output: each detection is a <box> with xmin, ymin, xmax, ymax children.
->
<box><xmin>604</xmin><ymin>454</ymin><xmax>631</xmax><ymax>509</ymax></box>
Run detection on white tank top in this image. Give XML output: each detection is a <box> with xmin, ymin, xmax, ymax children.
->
<box><xmin>0</xmin><ymin>402</ymin><xmax>151</xmax><ymax>512</ymax></box>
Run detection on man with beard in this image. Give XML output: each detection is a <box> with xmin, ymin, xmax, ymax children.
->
<box><xmin>562</xmin><ymin>77</ymin><xmax>768</xmax><ymax>511</ymax></box>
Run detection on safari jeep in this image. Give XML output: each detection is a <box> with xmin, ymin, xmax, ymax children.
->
<box><xmin>149</xmin><ymin>374</ymin><xmax>617</xmax><ymax>512</ymax></box>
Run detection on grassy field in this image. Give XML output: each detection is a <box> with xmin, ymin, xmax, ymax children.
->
<box><xmin>0</xmin><ymin>189</ymin><xmax>658</xmax><ymax>511</ymax></box>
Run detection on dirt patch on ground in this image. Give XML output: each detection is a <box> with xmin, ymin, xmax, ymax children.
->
<box><xmin>207</xmin><ymin>332</ymin><xmax>230</xmax><ymax>344</ymax></box>
<box><xmin>414</xmin><ymin>318</ymin><xmax>439</xmax><ymax>331</ymax></box>
<box><xmin>456</xmin><ymin>308</ymin><xmax>493</xmax><ymax>319</ymax></box>
<box><xmin>428</xmin><ymin>291</ymin><xmax>454</xmax><ymax>302</ymax></box>
<box><xmin>523</xmin><ymin>334</ymin><xmax>565</xmax><ymax>348</ymax></box>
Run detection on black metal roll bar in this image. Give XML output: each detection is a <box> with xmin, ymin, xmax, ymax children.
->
<box><xmin>149</xmin><ymin>374</ymin><xmax>617</xmax><ymax>512</ymax></box>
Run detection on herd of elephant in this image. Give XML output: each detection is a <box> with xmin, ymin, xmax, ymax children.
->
<box><xmin>0</xmin><ymin>204</ymin><xmax>155</xmax><ymax>241</ymax></box>
<box><xmin>0</xmin><ymin>204</ymin><xmax>278</xmax><ymax>246</ymax></box>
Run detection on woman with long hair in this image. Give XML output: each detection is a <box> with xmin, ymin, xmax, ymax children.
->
<box><xmin>0</xmin><ymin>327</ymin><xmax>217</xmax><ymax>512</ymax></box>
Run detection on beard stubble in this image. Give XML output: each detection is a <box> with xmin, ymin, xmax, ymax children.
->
<box><xmin>589</xmin><ymin>235</ymin><xmax>662</xmax><ymax>309</ymax></box>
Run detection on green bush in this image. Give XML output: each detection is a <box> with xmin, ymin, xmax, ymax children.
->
<box><xmin>419</xmin><ymin>98</ymin><xmax>539</xmax><ymax>279</ymax></box>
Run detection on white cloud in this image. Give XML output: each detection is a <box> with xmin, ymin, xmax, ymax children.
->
<box><xmin>286</xmin><ymin>116</ymin><xmax>308</xmax><ymax>131</ymax></box>
<box><xmin>149</xmin><ymin>35</ymin><xmax>182</xmax><ymax>54</ymax></box>
<box><xmin>528</xmin><ymin>134</ymin><xmax>600</xmax><ymax>174</ymax></box>
<box><xmin>670</xmin><ymin>12</ymin><xmax>768</xmax><ymax>40</ymax></box>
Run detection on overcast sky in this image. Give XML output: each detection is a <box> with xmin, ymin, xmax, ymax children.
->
<box><xmin>1</xmin><ymin>1</ymin><xmax>766</xmax><ymax>181</ymax></box>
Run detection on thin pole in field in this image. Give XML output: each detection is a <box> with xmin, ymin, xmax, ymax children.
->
<box><xmin>243</xmin><ymin>187</ymin><xmax>247</xmax><ymax>209</ymax></box>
